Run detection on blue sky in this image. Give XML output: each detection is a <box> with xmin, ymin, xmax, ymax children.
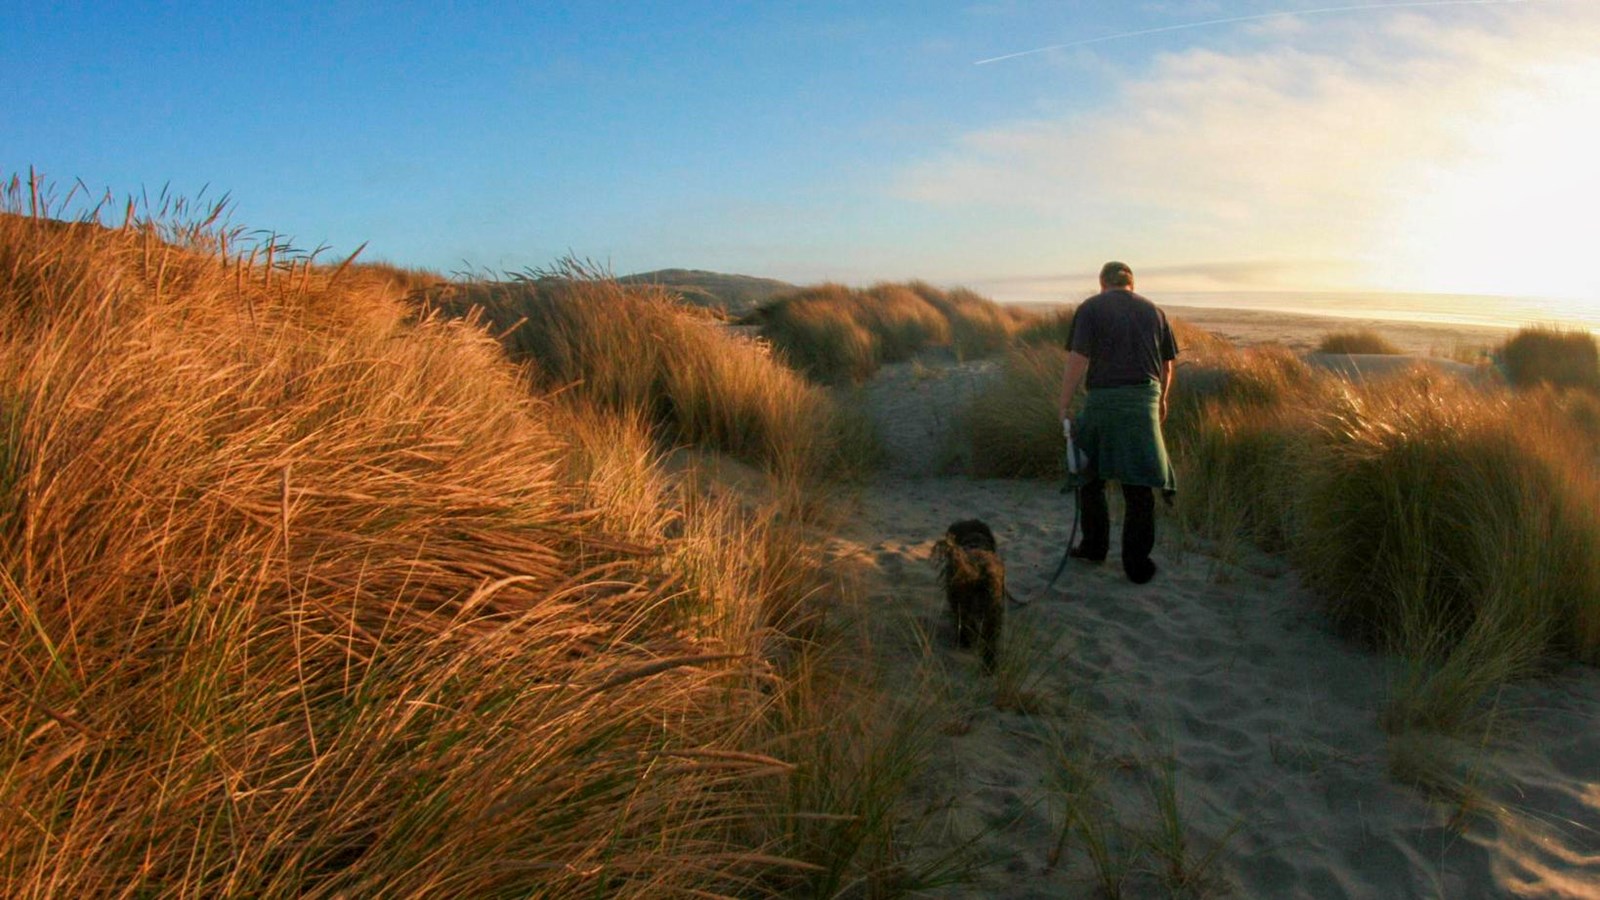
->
<box><xmin>6</xmin><ymin>1</ymin><xmax>1598</xmax><ymax>305</ymax></box>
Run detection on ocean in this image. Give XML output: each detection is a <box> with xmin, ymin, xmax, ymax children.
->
<box><xmin>1149</xmin><ymin>291</ymin><xmax>1600</xmax><ymax>333</ymax></box>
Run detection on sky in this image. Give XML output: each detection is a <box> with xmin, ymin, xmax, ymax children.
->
<box><xmin>5</xmin><ymin>1</ymin><xmax>1598</xmax><ymax>309</ymax></box>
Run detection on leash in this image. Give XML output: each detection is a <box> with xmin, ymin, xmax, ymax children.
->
<box><xmin>1011</xmin><ymin>418</ymin><xmax>1086</xmax><ymax>607</ymax></box>
<box><xmin>1006</xmin><ymin>482</ymin><xmax>1079</xmax><ymax>607</ymax></box>
<box><xmin>1042</xmin><ymin>479</ymin><xmax>1081</xmax><ymax>593</ymax></box>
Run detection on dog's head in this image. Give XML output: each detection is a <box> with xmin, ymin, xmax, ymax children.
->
<box><xmin>945</xmin><ymin>519</ymin><xmax>997</xmax><ymax>553</ymax></box>
<box><xmin>933</xmin><ymin>519</ymin><xmax>997</xmax><ymax>586</ymax></box>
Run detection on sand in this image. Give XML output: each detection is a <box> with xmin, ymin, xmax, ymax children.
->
<box><xmin>1163</xmin><ymin>304</ymin><xmax>1513</xmax><ymax>358</ymax></box>
<box><xmin>826</xmin><ymin>318</ymin><xmax>1600</xmax><ymax>898</ymax></box>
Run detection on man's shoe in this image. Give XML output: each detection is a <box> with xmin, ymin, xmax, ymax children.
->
<box><xmin>1125</xmin><ymin>558</ymin><xmax>1158</xmax><ymax>584</ymax></box>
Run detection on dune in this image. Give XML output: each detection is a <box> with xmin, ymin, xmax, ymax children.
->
<box><xmin>827</xmin><ymin>352</ymin><xmax>1600</xmax><ymax>897</ymax></box>
<box><xmin>1303</xmin><ymin>352</ymin><xmax>1482</xmax><ymax>382</ymax></box>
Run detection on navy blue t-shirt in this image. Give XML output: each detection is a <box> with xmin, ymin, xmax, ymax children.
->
<box><xmin>1067</xmin><ymin>289</ymin><xmax>1179</xmax><ymax>389</ymax></box>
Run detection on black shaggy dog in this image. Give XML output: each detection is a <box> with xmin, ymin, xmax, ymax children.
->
<box><xmin>932</xmin><ymin>519</ymin><xmax>1005</xmax><ymax>673</ymax></box>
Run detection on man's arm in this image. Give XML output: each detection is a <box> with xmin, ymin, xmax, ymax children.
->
<box><xmin>1159</xmin><ymin>358</ymin><xmax>1174</xmax><ymax>423</ymax></box>
<box><xmin>1059</xmin><ymin>351</ymin><xmax>1090</xmax><ymax>421</ymax></box>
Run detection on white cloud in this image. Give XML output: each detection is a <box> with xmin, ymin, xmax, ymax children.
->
<box><xmin>895</xmin><ymin>2</ymin><xmax>1600</xmax><ymax>295</ymax></box>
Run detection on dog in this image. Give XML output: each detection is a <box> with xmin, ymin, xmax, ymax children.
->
<box><xmin>932</xmin><ymin>519</ymin><xmax>1005</xmax><ymax>673</ymax></box>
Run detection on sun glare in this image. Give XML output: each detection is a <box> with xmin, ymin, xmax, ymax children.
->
<box><xmin>1380</xmin><ymin>59</ymin><xmax>1600</xmax><ymax>310</ymax></box>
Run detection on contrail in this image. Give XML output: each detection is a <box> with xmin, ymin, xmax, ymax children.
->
<box><xmin>974</xmin><ymin>0</ymin><xmax>1532</xmax><ymax>65</ymax></box>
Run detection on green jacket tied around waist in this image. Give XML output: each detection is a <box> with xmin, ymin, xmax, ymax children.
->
<box><xmin>1075</xmin><ymin>381</ymin><xmax>1177</xmax><ymax>494</ymax></box>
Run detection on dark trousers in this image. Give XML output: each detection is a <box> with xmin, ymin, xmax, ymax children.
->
<box><xmin>1077</xmin><ymin>479</ymin><xmax>1155</xmax><ymax>572</ymax></box>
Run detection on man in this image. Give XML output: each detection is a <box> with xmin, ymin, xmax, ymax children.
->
<box><xmin>1058</xmin><ymin>261</ymin><xmax>1177</xmax><ymax>584</ymax></box>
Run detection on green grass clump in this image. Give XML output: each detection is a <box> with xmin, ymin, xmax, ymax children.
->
<box><xmin>1173</xmin><ymin>401</ymin><xmax>1307</xmax><ymax>555</ymax></box>
<box><xmin>1167</xmin><ymin>348</ymin><xmax>1333</xmax><ymax>553</ymax></box>
<box><xmin>0</xmin><ymin>179</ymin><xmax>926</xmax><ymax>897</ymax></box>
<box><xmin>1495</xmin><ymin>326</ymin><xmax>1600</xmax><ymax>390</ymax></box>
<box><xmin>1175</xmin><ymin>359</ymin><xmax>1600</xmax><ymax>729</ymax></box>
<box><xmin>746</xmin><ymin>280</ymin><xmax>1033</xmax><ymax>385</ymax></box>
<box><xmin>1170</xmin><ymin>353</ymin><xmax>1600</xmax><ymax>670</ymax></box>
<box><xmin>1295</xmin><ymin>375</ymin><xmax>1600</xmax><ymax>658</ymax></box>
<box><xmin>1016</xmin><ymin>307</ymin><xmax>1076</xmax><ymax>347</ymax></box>
<box><xmin>1315</xmin><ymin>329</ymin><xmax>1403</xmax><ymax>355</ymax></box>
<box><xmin>963</xmin><ymin>344</ymin><xmax>1069</xmax><ymax>478</ymax></box>
<box><xmin>1173</xmin><ymin>346</ymin><xmax>1322</xmax><ymax>416</ymax></box>
<box><xmin>422</xmin><ymin>264</ymin><xmax>878</xmax><ymax>484</ymax></box>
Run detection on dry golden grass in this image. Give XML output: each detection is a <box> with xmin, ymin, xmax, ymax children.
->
<box><xmin>0</xmin><ymin>182</ymin><xmax>932</xmax><ymax>897</ymax></box>
<box><xmin>421</xmin><ymin>265</ymin><xmax>878</xmax><ymax>487</ymax></box>
<box><xmin>963</xmin><ymin>344</ymin><xmax>1070</xmax><ymax>478</ymax></box>
<box><xmin>1315</xmin><ymin>328</ymin><xmax>1404</xmax><ymax>355</ymax></box>
<box><xmin>862</xmin><ymin>283</ymin><xmax>953</xmax><ymax>361</ymax></box>
<box><xmin>747</xmin><ymin>280</ymin><xmax>1035</xmax><ymax>385</ymax></box>
<box><xmin>1169</xmin><ymin>317</ymin><xmax>1236</xmax><ymax>362</ymax></box>
<box><xmin>910</xmin><ymin>282</ymin><xmax>1027</xmax><ymax>361</ymax></box>
<box><xmin>1176</xmin><ymin>355</ymin><xmax>1600</xmax><ymax>737</ymax></box>
<box><xmin>1015</xmin><ymin>307</ymin><xmax>1075</xmax><ymax>347</ymax></box>
<box><xmin>1495</xmin><ymin>326</ymin><xmax>1600</xmax><ymax>390</ymax></box>
<box><xmin>745</xmin><ymin>283</ymin><xmax>884</xmax><ymax>385</ymax></box>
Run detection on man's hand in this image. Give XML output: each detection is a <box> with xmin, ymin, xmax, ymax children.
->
<box><xmin>1059</xmin><ymin>351</ymin><xmax>1090</xmax><ymax>420</ymax></box>
<box><xmin>1160</xmin><ymin>359</ymin><xmax>1174</xmax><ymax>424</ymax></box>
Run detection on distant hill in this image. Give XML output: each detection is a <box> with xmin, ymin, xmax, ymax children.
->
<box><xmin>618</xmin><ymin>268</ymin><xmax>797</xmax><ymax>317</ymax></box>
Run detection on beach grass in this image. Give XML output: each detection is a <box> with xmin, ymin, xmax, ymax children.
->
<box><xmin>1168</xmin><ymin>318</ymin><xmax>1239</xmax><ymax>361</ymax></box>
<box><xmin>1315</xmin><ymin>328</ymin><xmax>1404</xmax><ymax>355</ymax></box>
<box><xmin>1143</xmin><ymin>750</ymin><xmax>1238</xmax><ymax>896</ymax></box>
<box><xmin>1181</xmin><ymin>365</ymin><xmax>1600</xmax><ymax>736</ymax></box>
<box><xmin>990</xmin><ymin>614</ymin><xmax>1059</xmax><ymax>715</ymax></box>
<box><xmin>1495</xmin><ymin>326</ymin><xmax>1600</xmax><ymax>390</ymax></box>
<box><xmin>744</xmin><ymin>280</ymin><xmax>1034</xmax><ymax>385</ymax></box>
<box><xmin>1168</xmin><ymin>348</ymin><xmax>1334</xmax><ymax>555</ymax></box>
<box><xmin>1043</xmin><ymin>721</ymin><xmax>1241</xmax><ymax>897</ymax></box>
<box><xmin>419</xmin><ymin>262</ymin><xmax>879</xmax><ymax>487</ymax></box>
<box><xmin>910</xmin><ymin>282</ymin><xmax>1030</xmax><ymax>361</ymax></box>
<box><xmin>0</xmin><ymin>186</ymin><xmax>931</xmax><ymax>897</ymax></box>
<box><xmin>963</xmin><ymin>344</ymin><xmax>1070</xmax><ymax>479</ymax></box>
<box><xmin>1132</xmin><ymin>336</ymin><xmax>1600</xmax><ymax>682</ymax></box>
<box><xmin>1016</xmin><ymin>306</ymin><xmax>1076</xmax><ymax>347</ymax></box>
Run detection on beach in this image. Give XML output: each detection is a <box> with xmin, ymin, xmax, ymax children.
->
<box><xmin>1163</xmin><ymin>305</ymin><xmax>1513</xmax><ymax>357</ymax></box>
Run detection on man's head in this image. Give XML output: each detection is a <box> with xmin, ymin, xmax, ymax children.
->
<box><xmin>1099</xmin><ymin>261</ymin><xmax>1134</xmax><ymax>291</ymax></box>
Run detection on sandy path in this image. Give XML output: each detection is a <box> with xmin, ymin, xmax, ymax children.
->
<box><xmin>825</xmin><ymin>356</ymin><xmax>1600</xmax><ymax>898</ymax></box>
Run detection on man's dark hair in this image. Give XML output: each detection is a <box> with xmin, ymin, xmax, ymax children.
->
<box><xmin>1099</xmin><ymin>261</ymin><xmax>1133</xmax><ymax>288</ymax></box>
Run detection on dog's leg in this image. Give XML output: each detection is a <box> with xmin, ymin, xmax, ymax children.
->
<box><xmin>955</xmin><ymin>601</ymin><xmax>977</xmax><ymax>648</ymax></box>
<box><xmin>981</xmin><ymin>579</ymin><xmax>1004</xmax><ymax>674</ymax></box>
